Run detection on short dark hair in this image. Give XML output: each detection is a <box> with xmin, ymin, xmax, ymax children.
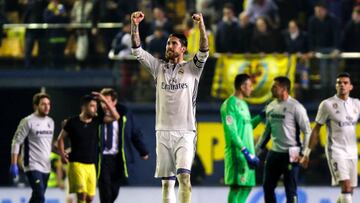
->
<box><xmin>274</xmin><ymin>76</ymin><xmax>291</xmax><ymax>91</ymax></box>
<box><xmin>33</xmin><ymin>93</ymin><xmax>50</xmax><ymax>106</ymax></box>
<box><xmin>315</xmin><ymin>0</ymin><xmax>328</xmax><ymax>9</ymax></box>
<box><xmin>337</xmin><ymin>72</ymin><xmax>352</xmax><ymax>83</ymax></box>
<box><xmin>100</xmin><ymin>88</ymin><xmax>118</xmax><ymax>101</ymax></box>
<box><xmin>223</xmin><ymin>3</ymin><xmax>235</xmax><ymax>12</ymax></box>
<box><xmin>169</xmin><ymin>33</ymin><xmax>187</xmax><ymax>47</ymax></box>
<box><xmin>234</xmin><ymin>74</ymin><xmax>251</xmax><ymax>90</ymax></box>
<box><xmin>80</xmin><ymin>94</ymin><xmax>97</xmax><ymax>106</ymax></box>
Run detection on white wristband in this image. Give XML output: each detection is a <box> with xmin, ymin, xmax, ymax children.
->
<box><xmin>304</xmin><ymin>148</ymin><xmax>311</xmax><ymax>157</ymax></box>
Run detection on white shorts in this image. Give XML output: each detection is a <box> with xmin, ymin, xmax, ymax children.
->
<box><xmin>154</xmin><ymin>131</ymin><xmax>196</xmax><ymax>178</ymax></box>
<box><xmin>327</xmin><ymin>157</ymin><xmax>358</xmax><ymax>187</ymax></box>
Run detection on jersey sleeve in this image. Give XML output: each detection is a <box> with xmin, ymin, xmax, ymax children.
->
<box><xmin>255</xmin><ymin>120</ymin><xmax>271</xmax><ymax>150</ymax></box>
<box><xmin>221</xmin><ymin>101</ymin><xmax>245</xmax><ymax>149</ymax></box>
<box><xmin>251</xmin><ymin>114</ymin><xmax>262</xmax><ymax>129</ymax></box>
<box><xmin>295</xmin><ymin>104</ymin><xmax>312</xmax><ymax>148</ymax></box>
<box><xmin>131</xmin><ymin>47</ymin><xmax>161</xmax><ymax>79</ymax></box>
<box><xmin>255</xmin><ymin>104</ymin><xmax>272</xmax><ymax>150</ymax></box>
<box><xmin>11</xmin><ymin>118</ymin><xmax>30</xmax><ymax>154</ymax></box>
<box><xmin>63</xmin><ymin>118</ymin><xmax>73</xmax><ymax>135</ymax></box>
<box><xmin>315</xmin><ymin>101</ymin><xmax>328</xmax><ymax>125</ymax></box>
<box><xmin>190</xmin><ymin>50</ymin><xmax>209</xmax><ymax>77</ymax></box>
<box><xmin>355</xmin><ymin>99</ymin><xmax>360</xmax><ymax>120</ymax></box>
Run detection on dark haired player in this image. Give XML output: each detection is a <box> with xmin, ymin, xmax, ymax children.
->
<box><xmin>301</xmin><ymin>73</ymin><xmax>359</xmax><ymax>203</ymax></box>
<box><xmin>57</xmin><ymin>93</ymin><xmax>119</xmax><ymax>203</ymax></box>
<box><xmin>130</xmin><ymin>10</ymin><xmax>209</xmax><ymax>203</ymax></box>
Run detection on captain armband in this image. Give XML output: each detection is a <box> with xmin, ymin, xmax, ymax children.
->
<box><xmin>193</xmin><ymin>51</ymin><xmax>209</xmax><ymax>68</ymax></box>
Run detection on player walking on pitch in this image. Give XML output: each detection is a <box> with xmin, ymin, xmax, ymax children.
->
<box><xmin>220</xmin><ymin>74</ymin><xmax>263</xmax><ymax>203</ymax></box>
<box><xmin>10</xmin><ymin>92</ymin><xmax>54</xmax><ymax>203</ymax></box>
<box><xmin>301</xmin><ymin>73</ymin><xmax>359</xmax><ymax>203</ymax></box>
<box><xmin>131</xmin><ymin>10</ymin><xmax>209</xmax><ymax>203</ymax></box>
<box><xmin>256</xmin><ymin>76</ymin><xmax>311</xmax><ymax>203</ymax></box>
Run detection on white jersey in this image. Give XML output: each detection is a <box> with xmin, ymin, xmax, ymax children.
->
<box><xmin>11</xmin><ymin>113</ymin><xmax>54</xmax><ymax>173</ymax></box>
<box><xmin>132</xmin><ymin>47</ymin><xmax>209</xmax><ymax>131</ymax></box>
<box><xmin>257</xmin><ymin>96</ymin><xmax>311</xmax><ymax>153</ymax></box>
<box><xmin>315</xmin><ymin>95</ymin><xmax>360</xmax><ymax>159</ymax></box>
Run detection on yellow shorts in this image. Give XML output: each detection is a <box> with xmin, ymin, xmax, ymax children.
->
<box><xmin>68</xmin><ymin>162</ymin><xmax>96</xmax><ymax>196</ymax></box>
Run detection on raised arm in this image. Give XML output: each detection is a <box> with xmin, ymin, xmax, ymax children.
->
<box><xmin>131</xmin><ymin>11</ymin><xmax>144</xmax><ymax>48</ymax></box>
<box><xmin>92</xmin><ymin>91</ymin><xmax>120</xmax><ymax>122</ymax></box>
<box><xmin>192</xmin><ymin>13</ymin><xmax>209</xmax><ymax>52</ymax></box>
<box><xmin>130</xmin><ymin>11</ymin><xmax>160</xmax><ymax>77</ymax></box>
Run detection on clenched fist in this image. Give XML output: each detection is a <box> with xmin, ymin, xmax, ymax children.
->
<box><xmin>192</xmin><ymin>13</ymin><xmax>204</xmax><ymax>24</ymax></box>
<box><xmin>131</xmin><ymin>11</ymin><xmax>145</xmax><ymax>25</ymax></box>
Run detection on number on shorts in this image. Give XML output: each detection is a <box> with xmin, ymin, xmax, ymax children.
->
<box><xmin>333</xmin><ymin>162</ymin><xmax>338</xmax><ymax>172</ymax></box>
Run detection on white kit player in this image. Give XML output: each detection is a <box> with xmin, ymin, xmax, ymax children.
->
<box><xmin>10</xmin><ymin>92</ymin><xmax>54</xmax><ymax>203</ymax></box>
<box><xmin>301</xmin><ymin>73</ymin><xmax>359</xmax><ymax>203</ymax></box>
<box><xmin>130</xmin><ymin>11</ymin><xmax>209</xmax><ymax>203</ymax></box>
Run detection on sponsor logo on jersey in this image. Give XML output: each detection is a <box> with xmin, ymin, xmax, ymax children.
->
<box><xmin>270</xmin><ymin>113</ymin><xmax>285</xmax><ymax>119</ymax></box>
<box><xmin>338</xmin><ymin>121</ymin><xmax>357</xmax><ymax>127</ymax></box>
<box><xmin>161</xmin><ymin>82</ymin><xmax>188</xmax><ymax>91</ymax></box>
<box><xmin>36</xmin><ymin>130</ymin><xmax>53</xmax><ymax>135</ymax></box>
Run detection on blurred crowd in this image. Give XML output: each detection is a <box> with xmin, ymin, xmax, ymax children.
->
<box><xmin>0</xmin><ymin>0</ymin><xmax>359</xmax><ymax>66</ymax></box>
<box><xmin>0</xmin><ymin>0</ymin><xmax>360</xmax><ymax>100</ymax></box>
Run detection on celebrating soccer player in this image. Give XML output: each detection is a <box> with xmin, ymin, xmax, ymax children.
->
<box><xmin>131</xmin><ymin>10</ymin><xmax>209</xmax><ymax>203</ymax></box>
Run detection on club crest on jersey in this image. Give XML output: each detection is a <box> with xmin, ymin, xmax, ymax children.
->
<box><xmin>226</xmin><ymin>115</ymin><xmax>233</xmax><ymax>125</ymax></box>
<box><xmin>332</xmin><ymin>103</ymin><xmax>338</xmax><ymax>109</ymax></box>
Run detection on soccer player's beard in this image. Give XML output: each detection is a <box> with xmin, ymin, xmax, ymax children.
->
<box><xmin>165</xmin><ymin>51</ymin><xmax>179</xmax><ymax>61</ymax></box>
<box><xmin>37</xmin><ymin>109</ymin><xmax>49</xmax><ymax>117</ymax></box>
<box><xmin>84</xmin><ymin>111</ymin><xmax>96</xmax><ymax>119</ymax></box>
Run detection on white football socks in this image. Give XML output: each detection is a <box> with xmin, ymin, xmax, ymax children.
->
<box><xmin>162</xmin><ymin>179</ymin><xmax>176</xmax><ymax>203</ymax></box>
<box><xmin>340</xmin><ymin>193</ymin><xmax>352</xmax><ymax>203</ymax></box>
<box><xmin>177</xmin><ymin>173</ymin><xmax>192</xmax><ymax>203</ymax></box>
